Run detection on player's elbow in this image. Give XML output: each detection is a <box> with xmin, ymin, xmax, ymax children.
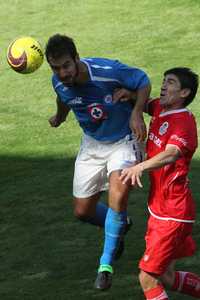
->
<box><xmin>165</xmin><ymin>145</ymin><xmax>181</xmax><ymax>164</ymax></box>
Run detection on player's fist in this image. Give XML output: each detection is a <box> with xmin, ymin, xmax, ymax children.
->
<box><xmin>130</xmin><ymin>111</ymin><xmax>147</xmax><ymax>142</ymax></box>
<box><xmin>113</xmin><ymin>88</ymin><xmax>136</xmax><ymax>103</ymax></box>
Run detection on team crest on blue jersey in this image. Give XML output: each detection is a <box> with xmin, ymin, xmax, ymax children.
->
<box><xmin>87</xmin><ymin>103</ymin><xmax>107</xmax><ymax>122</ymax></box>
<box><xmin>104</xmin><ymin>94</ymin><xmax>113</xmax><ymax>104</ymax></box>
<box><xmin>159</xmin><ymin>121</ymin><xmax>169</xmax><ymax>135</ymax></box>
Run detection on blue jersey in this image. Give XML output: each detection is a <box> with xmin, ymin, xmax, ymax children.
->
<box><xmin>52</xmin><ymin>57</ymin><xmax>150</xmax><ymax>142</ymax></box>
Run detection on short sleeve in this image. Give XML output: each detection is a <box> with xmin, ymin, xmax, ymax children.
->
<box><xmin>167</xmin><ymin>115</ymin><xmax>197</xmax><ymax>155</ymax></box>
<box><xmin>147</xmin><ymin>98</ymin><xmax>161</xmax><ymax>116</ymax></box>
<box><xmin>113</xmin><ymin>60</ymin><xmax>150</xmax><ymax>90</ymax></box>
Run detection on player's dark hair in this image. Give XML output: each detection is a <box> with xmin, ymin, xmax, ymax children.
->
<box><xmin>164</xmin><ymin>67</ymin><xmax>199</xmax><ymax>106</ymax></box>
<box><xmin>45</xmin><ymin>34</ymin><xmax>78</xmax><ymax>62</ymax></box>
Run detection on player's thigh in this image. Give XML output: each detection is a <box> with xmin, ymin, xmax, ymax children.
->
<box><xmin>73</xmin><ymin>159</ymin><xmax>108</xmax><ymax>198</ymax></box>
<box><xmin>73</xmin><ymin>139</ymin><xmax>108</xmax><ymax>199</ymax></box>
<box><xmin>139</xmin><ymin>217</ymin><xmax>194</xmax><ymax>276</ymax></box>
<box><xmin>107</xmin><ymin>135</ymin><xmax>145</xmax><ymax>174</ymax></box>
<box><xmin>107</xmin><ymin>135</ymin><xmax>142</xmax><ymax>210</ymax></box>
<box><xmin>139</xmin><ymin>270</ymin><xmax>159</xmax><ymax>291</ymax></box>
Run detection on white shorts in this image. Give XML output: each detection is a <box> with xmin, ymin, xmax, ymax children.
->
<box><xmin>73</xmin><ymin>134</ymin><xmax>144</xmax><ymax>198</ymax></box>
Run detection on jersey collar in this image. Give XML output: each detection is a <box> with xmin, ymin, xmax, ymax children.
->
<box><xmin>160</xmin><ymin>108</ymin><xmax>189</xmax><ymax>117</ymax></box>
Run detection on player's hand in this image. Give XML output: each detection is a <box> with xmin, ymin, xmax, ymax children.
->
<box><xmin>130</xmin><ymin>111</ymin><xmax>147</xmax><ymax>142</ymax></box>
<box><xmin>48</xmin><ymin>114</ymin><xmax>65</xmax><ymax>127</ymax></box>
<box><xmin>113</xmin><ymin>88</ymin><xmax>136</xmax><ymax>103</ymax></box>
<box><xmin>120</xmin><ymin>164</ymin><xmax>144</xmax><ymax>187</ymax></box>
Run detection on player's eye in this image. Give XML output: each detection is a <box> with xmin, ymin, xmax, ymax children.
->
<box><xmin>168</xmin><ymin>79</ymin><xmax>175</xmax><ymax>85</ymax></box>
<box><xmin>62</xmin><ymin>62</ymin><xmax>71</xmax><ymax>69</ymax></box>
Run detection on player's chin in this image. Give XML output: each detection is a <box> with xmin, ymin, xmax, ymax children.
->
<box><xmin>160</xmin><ymin>96</ymin><xmax>166</xmax><ymax>105</ymax></box>
<box><xmin>60</xmin><ymin>76</ymin><xmax>74</xmax><ymax>86</ymax></box>
<box><xmin>62</xmin><ymin>80</ymin><xmax>73</xmax><ymax>87</ymax></box>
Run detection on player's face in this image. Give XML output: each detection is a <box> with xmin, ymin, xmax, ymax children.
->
<box><xmin>160</xmin><ymin>74</ymin><xmax>183</xmax><ymax>108</ymax></box>
<box><xmin>48</xmin><ymin>55</ymin><xmax>79</xmax><ymax>86</ymax></box>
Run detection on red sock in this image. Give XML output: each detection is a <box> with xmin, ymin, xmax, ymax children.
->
<box><xmin>144</xmin><ymin>284</ymin><xmax>169</xmax><ymax>300</ymax></box>
<box><xmin>172</xmin><ymin>271</ymin><xmax>200</xmax><ymax>298</ymax></box>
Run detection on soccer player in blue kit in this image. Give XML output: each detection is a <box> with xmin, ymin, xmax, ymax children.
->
<box><xmin>45</xmin><ymin>34</ymin><xmax>151</xmax><ymax>290</ymax></box>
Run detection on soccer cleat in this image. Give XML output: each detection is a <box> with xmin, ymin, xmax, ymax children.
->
<box><xmin>94</xmin><ymin>271</ymin><xmax>112</xmax><ymax>290</ymax></box>
<box><xmin>114</xmin><ymin>216</ymin><xmax>133</xmax><ymax>260</ymax></box>
<box><xmin>94</xmin><ymin>265</ymin><xmax>113</xmax><ymax>290</ymax></box>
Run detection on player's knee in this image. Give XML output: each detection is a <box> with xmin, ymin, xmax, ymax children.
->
<box><xmin>139</xmin><ymin>270</ymin><xmax>158</xmax><ymax>290</ymax></box>
<box><xmin>109</xmin><ymin>192</ymin><xmax>128</xmax><ymax>211</ymax></box>
<box><xmin>73</xmin><ymin>206</ymin><xmax>87</xmax><ymax>221</ymax></box>
<box><xmin>139</xmin><ymin>270</ymin><xmax>148</xmax><ymax>287</ymax></box>
<box><xmin>73</xmin><ymin>204</ymin><xmax>93</xmax><ymax>223</ymax></box>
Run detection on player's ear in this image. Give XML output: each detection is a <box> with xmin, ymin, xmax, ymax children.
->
<box><xmin>181</xmin><ymin>88</ymin><xmax>191</xmax><ymax>99</ymax></box>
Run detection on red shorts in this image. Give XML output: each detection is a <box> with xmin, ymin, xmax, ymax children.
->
<box><xmin>139</xmin><ymin>215</ymin><xmax>196</xmax><ymax>275</ymax></box>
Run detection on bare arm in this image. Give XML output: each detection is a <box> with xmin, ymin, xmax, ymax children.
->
<box><xmin>113</xmin><ymin>85</ymin><xmax>151</xmax><ymax>141</ymax></box>
<box><xmin>49</xmin><ymin>96</ymin><xmax>71</xmax><ymax>127</ymax></box>
<box><xmin>120</xmin><ymin>144</ymin><xmax>180</xmax><ymax>187</ymax></box>
<box><xmin>130</xmin><ymin>84</ymin><xmax>151</xmax><ymax>142</ymax></box>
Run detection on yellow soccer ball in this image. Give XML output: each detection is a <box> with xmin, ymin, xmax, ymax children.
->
<box><xmin>7</xmin><ymin>37</ymin><xmax>44</xmax><ymax>74</ymax></box>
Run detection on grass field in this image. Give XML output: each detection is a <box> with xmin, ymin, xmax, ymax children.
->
<box><xmin>1</xmin><ymin>0</ymin><xmax>200</xmax><ymax>299</ymax></box>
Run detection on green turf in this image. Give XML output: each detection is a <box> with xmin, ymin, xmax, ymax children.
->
<box><xmin>1</xmin><ymin>0</ymin><xmax>200</xmax><ymax>299</ymax></box>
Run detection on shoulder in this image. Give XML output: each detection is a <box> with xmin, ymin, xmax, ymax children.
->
<box><xmin>176</xmin><ymin>110</ymin><xmax>197</xmax><ymax>131</ymax></box>
<box><xmin>51</xmin><ymin>74</ymin><xmax>72</xmax><ymax>103</ymax></box>
<box><xmin>81</xmin><ymin>57</ymin><xmax>121</xmax><ymax>81</ymax></box>
<box><xmin>165</xmin><ymin>109</ymin><xmax>197</xmax><ymax>140</ymax></box>
<box><xmin>81</xmin><ymin>57</ymin><xmax>138</xmax><ymax>74</ymax></box>
<box><xmin>52</xmin><ymin>74</ymin><xmax>58</xmax><ymax>86</ymax></box>
<box><xmin>52</xmin><ymin>74</ymin><xmax>62</xmax><ymax>89</ymax></box>
<box><xmin>169</xmin><ymin>109</ymin><xmax>196</xmax><ymax>124</ymax></box>
<box><xmin>82</xmin><ymin>57</ymin><xmax>117</xmax><ymax>68</ymax></box>
<box><xmin>147</xmin><ymin>98</ymin><xmax>161</xmax><ymax>116</ymax></box>
<box><xmin>51</xmin><ymin>74</ymin><xmax>68</xmax><ymax>91</ymax></box>
<box><xmin>167</xmin><ymin>110</ymin><xmax>198</xmax><ymax>152</ymax></box>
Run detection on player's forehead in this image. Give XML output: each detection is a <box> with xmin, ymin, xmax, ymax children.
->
<box><xmin>164</xmin><ymin>73</ymin><xmax>180</xmax><ymax>84</ymax></box>
<box><xmin>48</xmin><ymin>54</ymin><xmax>74</xmax><ymax>67</ymax></box>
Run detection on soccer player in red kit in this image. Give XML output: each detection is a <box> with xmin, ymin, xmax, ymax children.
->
<box><xmin>120</xmin><ymin>67</ymin><xmax>200</xmax><ymax>299</ymax></box>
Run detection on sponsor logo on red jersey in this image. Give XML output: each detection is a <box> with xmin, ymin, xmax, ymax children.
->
<box><xmin>149</xmin><ymin>132</ymin><xmax>162</xmax><ymax>148</ymax></box>
<box><xmin>170</xmin><ymin>134</ymin><xmax>187</xmax><ymax>146</ymax></box>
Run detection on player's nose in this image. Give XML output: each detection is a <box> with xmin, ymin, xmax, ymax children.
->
<box><xmin>59</xmin><ymin>68</ymin><xmax>70</xmax><ymax>78</ymax></box>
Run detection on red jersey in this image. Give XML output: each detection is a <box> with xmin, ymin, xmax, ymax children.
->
<box><xmin>146</xmin><ymin>98</ymin><xmax>198</xmax><ymax>222</ymax></box>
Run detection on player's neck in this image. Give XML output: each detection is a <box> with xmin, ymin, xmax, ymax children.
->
<box><xmin>75</xmin><ymin>61</ymin><xmax>90</xmax><ymax>85</ymax></box>
<box><xmin>161</xmin><ymin>102</ymin><xmax>185</xmax><ymax>112</ymax></box>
